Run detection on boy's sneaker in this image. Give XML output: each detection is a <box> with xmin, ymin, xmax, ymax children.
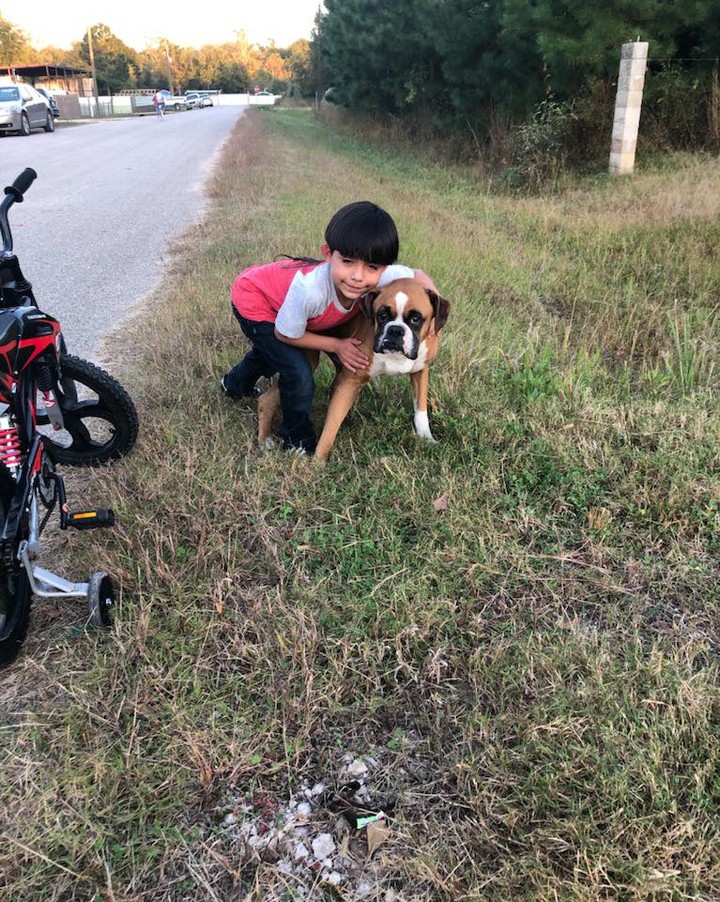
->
<box><xmin>281</xmin><ymin>437</ymin><xmax>316</xmax><ymax>455</ymax></box>
<box><xmin>220</xmin><ymin>376</ymin><xmax>261</xmax><ymax>399</ymax></box>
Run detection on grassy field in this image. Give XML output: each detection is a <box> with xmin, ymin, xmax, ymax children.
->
<box><xmin>2</xmin><ymin>109</ymin><xmax>720</xmax><ymax>901</ymax></box>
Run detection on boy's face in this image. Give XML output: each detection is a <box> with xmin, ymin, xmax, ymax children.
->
<box><xmin>322</xmin><ymin>245</ymin><xmax>387</xmax><ymax>303</ymax></box>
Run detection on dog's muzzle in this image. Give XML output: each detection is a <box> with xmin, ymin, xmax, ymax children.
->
<box><xmin>375</xmin><ymin>324</ymin><xmax>418</xmax><ymax>359</ymax></box>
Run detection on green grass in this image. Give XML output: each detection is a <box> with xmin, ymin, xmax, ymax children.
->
<box><xmin>1</xmin><ymin>109</ymin><xmax>719</xmax><ymax>900</ymax></box>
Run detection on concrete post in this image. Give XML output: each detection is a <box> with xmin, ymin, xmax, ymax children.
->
<box><xmin>609</xmin><ymin>41</ymin><xmax>649</xmax><ymax>175</ymax></box>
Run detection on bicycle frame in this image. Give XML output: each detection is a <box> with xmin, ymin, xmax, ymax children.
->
<box><xmin>0</xmin><ymin>283</ymin><xmax>94</xmax><ymax>601</ymax></box>
<box><xmin>0</xmin><ymin>168</ymin><xmax>137</xmax><ymax>667</ymax></box>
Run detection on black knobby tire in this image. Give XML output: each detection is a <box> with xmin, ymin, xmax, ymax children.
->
<box><xmin>38</xmin><ymin>355</ymin><xmax>139</xmax><ymax>466</ymax></box>
<box><xmin>0</xmin><ymin>486</ymin><xmax>32</xmax><ymax>669</ymax></box>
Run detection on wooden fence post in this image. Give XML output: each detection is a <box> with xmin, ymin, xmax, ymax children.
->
<box><xmin>609</xmin><ymin>41</ymin><xmax>649</xmax><ymax>175</ymax></box>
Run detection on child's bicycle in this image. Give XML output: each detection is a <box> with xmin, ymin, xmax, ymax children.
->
<box><xmin>0</xmin><ymin>168</ymin><xmax>139</xmax><ymax>668</ymax></box>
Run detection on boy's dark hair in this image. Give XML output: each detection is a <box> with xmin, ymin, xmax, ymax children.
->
<box><xmin>324</xmin><ymin>201</ymin><xmax>399</xmax><ymax>265</ymax></box>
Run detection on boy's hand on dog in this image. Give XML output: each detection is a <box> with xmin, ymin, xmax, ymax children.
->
<box><xmin>336</xmin><ymin>337</ymin><xmax>369</xmax><ymax>372</ymax></box>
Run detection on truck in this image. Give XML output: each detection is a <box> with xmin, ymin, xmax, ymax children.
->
<box><xmin>165</xmin><ymin>95</ymin><xmax>194</xmax><ymax>110</ymax></box>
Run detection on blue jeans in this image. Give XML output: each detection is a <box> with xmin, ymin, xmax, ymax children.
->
<box><xmin>224</xmin><ymin>309</ymin><xmax>316</xmax><ymax>452</ymax></box>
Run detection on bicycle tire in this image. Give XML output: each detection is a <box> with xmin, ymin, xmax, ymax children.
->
<box><xmin>87</xmin><ymin>571</ymin><xmax>114</xmax><ymax>627</ymax></box>
<box><xmin>38</xmin><ymin>355</ymin><xmax>139</xmax><ymax>466</ymax></box>
<box><xmin>0</xmin><ymin>487</ymin><xmax>31</xmax><ymax>669</ymax></box>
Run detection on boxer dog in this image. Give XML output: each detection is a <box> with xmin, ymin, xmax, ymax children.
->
<box><xmin>257</xmin><ymin>278</ymin><xmax>450</xmax><ymax>462</ymax></box>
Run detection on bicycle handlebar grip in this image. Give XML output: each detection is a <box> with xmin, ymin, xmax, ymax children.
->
<box><xmin>5</xmin><ymin>168</ymin><xmax>37</xmax><ymax>201</ymax></box>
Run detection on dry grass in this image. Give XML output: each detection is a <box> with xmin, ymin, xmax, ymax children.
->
<box><xmin>1</xmin><ymin>110</ymin><xmax>720</xmax><ymax>901</ymax></box>
<box><xmin>508</xmin><ymin>153</ymin><xmax>720</xmax><ymax>229</ymax></box>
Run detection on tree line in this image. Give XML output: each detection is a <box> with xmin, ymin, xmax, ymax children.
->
<box><xmin>313</xmin><ymin>0</ymin><xmax>720</xmax><ymax>165</ymax></box>
<box><xmin>317</xmin><ymin>0</ymin><xmax>719</xmax><ymax>118</ymax></box>
<box><xmin>0</xmin><ymin>14</ymin><xmax>313</xmax><ymax>95</ymax></box>
<box><xmin>2</xmin><ymin>2</ymin><xmax>719</xmax><ymax>166</ymax></box>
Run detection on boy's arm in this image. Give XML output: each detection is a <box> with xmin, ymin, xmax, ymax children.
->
<box><xmin>413</xmin><ymin>268</ymin><xmax>439</xmax><ymax>294</ymax></box>
<box><xmin>275</xmin><ymin>328</ymin><xmax>369</xmax><ymax>373</ymax></box>
<box><xmin>273</xmin><ymin>281</ymin><xmax>369</xmax><ymax>367</ymax></box>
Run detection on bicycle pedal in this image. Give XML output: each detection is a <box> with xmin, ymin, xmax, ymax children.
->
<box><xmin>66</xmin><ymin>509</ymin><xmax>115</xmax><ymax>530</ymax></box>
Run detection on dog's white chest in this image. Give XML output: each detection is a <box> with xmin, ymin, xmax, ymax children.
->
<box><xmin>369</xmin><ymin>340</ymin><xmax>429</xmax><ymax>377</ymax></box>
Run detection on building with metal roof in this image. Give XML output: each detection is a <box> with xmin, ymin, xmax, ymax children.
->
<box><xmin>0</xmin><ymin>64</ymin><xmax>94</xmax><ymax>96</ymax></box>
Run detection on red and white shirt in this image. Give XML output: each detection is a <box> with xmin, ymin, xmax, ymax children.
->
<box><xmin>231</xmin><ymin>260</ymin><xmax>414</xmax><ymax>338</ymax></box>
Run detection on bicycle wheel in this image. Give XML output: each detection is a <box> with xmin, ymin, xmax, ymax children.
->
<box><xmin>37</xmin><ymin>355</ymin><xmax>139</xmax><ymax>466</ymax></box>
<box><xmin>0</xmin><ymin>489</ymin><xmax>31</xmax><ymax>669</ymax></box>
<box><xmin>87</xmin><ymin>571</ymin><xmax>114</xmax><ymax>627</ymax></box>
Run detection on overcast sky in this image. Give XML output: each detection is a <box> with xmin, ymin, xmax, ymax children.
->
<box><xmin>2</xmin><ymin>0</ymin><xmax>323</xmax><ymax>50</ymax></box>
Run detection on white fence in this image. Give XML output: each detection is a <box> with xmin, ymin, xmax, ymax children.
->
<box><xmin>71</xmin><ymin>93</ymin><xmax>278</xmax><ymax>118</ymax></box>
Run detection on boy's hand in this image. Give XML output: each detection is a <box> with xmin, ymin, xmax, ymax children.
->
<box><xmin>336</xmin><ymin>337</ymin><xmax>369</xmax><ymax>372</ymax></box>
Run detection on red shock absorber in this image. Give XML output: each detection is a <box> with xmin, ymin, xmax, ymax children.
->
<box><xmin>0</xmin><ymin>414</ymin><xmax>22</xmax><ymax>474</ymax></box>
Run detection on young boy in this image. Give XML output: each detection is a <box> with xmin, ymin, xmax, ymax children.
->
<box><xmin>221</xmin><ymin>201</ymin><xmax>437</xmax><ymax>454</ymax></box>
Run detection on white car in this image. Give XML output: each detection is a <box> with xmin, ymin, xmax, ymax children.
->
<box><xmin>249</xmin><ymin>91</ymin><xmax>279</xmax><ymax>106</ymax></box>
<box><xmin>0</xmin><ymin>84</ymin><xmax>55</xmax><ymax>136</ymax></box>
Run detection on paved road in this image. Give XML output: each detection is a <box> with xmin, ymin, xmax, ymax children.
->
<box><xmin>0</xmin><ymin>105</ymin><xmax>245</xmax><ymax>365</ymax></box>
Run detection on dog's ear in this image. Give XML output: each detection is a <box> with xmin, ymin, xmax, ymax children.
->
<box><xmin>426</xmin><ymin>289</ymin><xmax>450</xmax><ymax>332</ymax></box>
<box><xmin>359</xmin><ymin>289</ymin><xmax>381</xmax><ymax>320</ymax></box>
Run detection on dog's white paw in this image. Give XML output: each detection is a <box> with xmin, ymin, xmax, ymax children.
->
<box><xmin>414</xmin><ymin>411</ymin><xmax>436</xmax><ymax>443</ymax></box>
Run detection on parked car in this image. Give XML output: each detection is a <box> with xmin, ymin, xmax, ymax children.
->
<box><xmin>185</xmin><ymin>91</ymin><xmax>212</xmax><ymax>109</ymax></box>
<box><xmin>36</xmin><ymin>87</ymin><xmax>60</xmax><ymax>118</ymax></box>
<box><xmin>0</xmin><ymin>84</ymin><xmax>55</xmax><ymax>135</ymax></box>
<box><xmin>248</xmin><ymin>91</ymin><xmax>279</xmax><ymax>107</ymax></box>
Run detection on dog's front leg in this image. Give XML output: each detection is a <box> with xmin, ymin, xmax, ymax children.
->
<box><xmin>410</xmin><ymin>368</ymin><xmax>436</xmax><ymax>443</ymax></box>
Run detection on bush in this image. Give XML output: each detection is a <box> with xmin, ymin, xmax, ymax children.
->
<box><xmin>641</xmin><ymin>63</ymin><xmax>717</xmax><ymax>151</ymax></box>
<box><xmin>503</xmin><ymin>98</ymin><xmax>578</xmax><ymax>191</ymax></box>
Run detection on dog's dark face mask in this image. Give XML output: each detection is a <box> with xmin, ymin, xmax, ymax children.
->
<box><xmin>371</xmin><ymin>304</ymin><xmax>424</xmax><ymax>358</ymax></box>
<box><xmin>361</xmin><ymin>286</ymin><xmax>450</xmax><ymax>360</ymax></box>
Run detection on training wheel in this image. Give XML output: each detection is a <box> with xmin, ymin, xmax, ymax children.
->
<box><xmin>87</xmin><ymin>571</ymin><xmax>114</xmax><ymax>627</ymax></box>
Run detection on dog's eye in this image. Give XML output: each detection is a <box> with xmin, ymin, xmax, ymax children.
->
<box><xmin>407</xmin><ymin>311</ymin><xmax>424</xmax><ymax>326</ymax></box>
<box><xmin>376</xmin><ymin>308</ymin><xmax>391</xmax><ymax>324</ymax></box>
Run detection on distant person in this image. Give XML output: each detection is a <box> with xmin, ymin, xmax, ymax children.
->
<box><xmin>220</xmin><ymin>201</ymin><xmax>438</xmax><ymax>454</ymax></box>
<box><xmin>152</xmin><ymin>91</ymin><xmax>165</xmax><ymax>118</ymax></box>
